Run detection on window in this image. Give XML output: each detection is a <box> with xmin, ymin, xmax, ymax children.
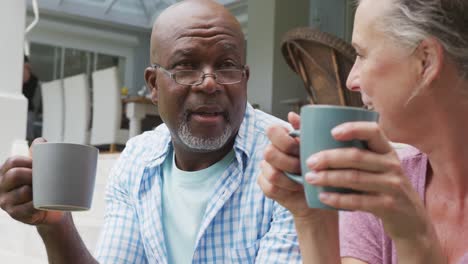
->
<box><xmin>29</xmin><ymin>43</ymin><xmax>125</xmax><ymax>88</ymax></box>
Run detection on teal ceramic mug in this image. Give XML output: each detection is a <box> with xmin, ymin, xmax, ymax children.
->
<box><xmin>285</xmin><ymin>105</ymin><xmax>379</xmax><ymax>209</ymax></box>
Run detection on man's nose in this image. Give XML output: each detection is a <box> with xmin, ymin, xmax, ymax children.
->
<box><xmin>193</xmin><ymin>73</ymin><xmax>219</xmax><ymax>94</ymax></box>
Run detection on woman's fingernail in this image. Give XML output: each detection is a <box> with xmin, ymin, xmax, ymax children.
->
<box><xmin>319</xmin><ymin>192</ymin><xmax>330</xmax><ymax>201</ymax></box>
<box><xmin>331</xmin><ymin>125</ymin><xmax>344</xmax><ymax>136</ymax></box>
<box><xmin>305</xmin><ymin>171</ymin><xmax>319</xmax><ymax>183</ymax></box>
<box><xmin>306</xmin><ymin>155</ymin><xmax>318</xmax><ymax>167</ymax></box>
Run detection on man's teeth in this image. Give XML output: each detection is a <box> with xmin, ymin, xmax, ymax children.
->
<box><xmin>197</xmin><ymin>112</ymin><xmax>219</xmax><ymax>116</ymax></box>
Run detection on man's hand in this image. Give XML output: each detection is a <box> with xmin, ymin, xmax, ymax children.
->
<box><xmin>0</xmin><ymin>138</ymin><xmax>65</xmax><ymax>226</ymax></box>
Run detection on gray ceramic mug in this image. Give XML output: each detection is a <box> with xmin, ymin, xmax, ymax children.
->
<box><xmin>32</xmin><ymin>143</ymin><xmax>99</xmax><ymax>211</ymax></box>
<box><xmin>285</xmin><ymin>105</ymin><xmax>379</xmax><ymax>209</ymax></box>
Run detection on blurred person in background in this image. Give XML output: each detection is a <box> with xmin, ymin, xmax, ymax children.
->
<box><xmin>23</xmin><ymin>55</ymin><xmax>42</xmax><ymax>143</ymax></box>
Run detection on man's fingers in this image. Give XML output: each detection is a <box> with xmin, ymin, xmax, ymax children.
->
<box><xmin>29</xmin><ymin>137</ymin><xmax>47</xmax><ymax>157</ymax></box>
<box><xmin>0</xmin><ymin>157</ymin><xmax>32</xmax><ymax>193</ymax></box>
<box><xmin>0</xmin><ymin>156</ymin><xmax>32</xmax><ymax>175</ymax></box>
<box><xmin>4</xmin><ymin>200</ymin><xmax>45</xmax><ymax>225</ymax></box>
<box><xmin>1</xmin><ymin>168</ymin><xmax>33</xmax><ymax>192</ymax></box>
<box><xmin>0</xmin><ymin>185</ymin><xmax>33</xmax><ymax>208</ymax></box>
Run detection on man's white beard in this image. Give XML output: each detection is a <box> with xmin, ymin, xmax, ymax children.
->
<box><xmin>177</xmin><ymin>121</ymin><xmax>233</xmax><ymax>152</ymax></box>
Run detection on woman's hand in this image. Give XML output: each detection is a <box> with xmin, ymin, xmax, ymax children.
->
<box><xmin>258</xmin><ymin>112</ymin><xmax>319</xmax><ymax>219</ymax></box>
<box><xmin>258</xmin><ymin>112</ymin><xmax>341</xmax><ymax>263</ymax></box>
<box><xmin>305</xmin><ymin>121</ymin><xmax>434</xmax><ymax>243</ymax></box>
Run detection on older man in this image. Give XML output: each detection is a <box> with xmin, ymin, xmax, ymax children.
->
<box><xmin>0</xmin><ymin>0</ymin><xmax>300</xmax><ymax>263</ymax></box>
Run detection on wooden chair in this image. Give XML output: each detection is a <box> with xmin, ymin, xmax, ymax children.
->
<box><xmin>281</xmin><ymin>27</ymin><xmax>363</xmax><ymax>107</ymax></box>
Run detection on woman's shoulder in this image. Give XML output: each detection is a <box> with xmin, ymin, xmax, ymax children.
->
<box><xmin>394</xmin><ymin>144</ymin><xmax>426</xmax><ymax>171</ymax></box>
<box><xmin>393</xmin><ymin>143</ymin><xmax>423</xmax><ymax>160</ymax></box>
<box><xmin>394</xmin><ymin>144</ymin><xmax>428</xmax><ymax>197</ymax></box>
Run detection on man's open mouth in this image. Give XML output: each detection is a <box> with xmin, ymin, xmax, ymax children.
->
<box><xmin>192</xmin><ymin>112</ymin><xmax>223</xmax><ymax>116</ymax></box>
<box><xmin>188</xmin><ymin>105</ymin><xmax>227</xmax><ymax>119</ymax></box>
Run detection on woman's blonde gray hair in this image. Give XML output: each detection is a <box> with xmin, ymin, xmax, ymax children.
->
<box><xmin>376</xmin><ymin>0</ymin><xmax>468</xmax><ymax>76</ymax></box>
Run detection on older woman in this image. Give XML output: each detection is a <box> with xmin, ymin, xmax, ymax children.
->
<box><xmin>258</xmin><ymin>0</ymin><xmax>468</xmax><ymax>263</ymax></box>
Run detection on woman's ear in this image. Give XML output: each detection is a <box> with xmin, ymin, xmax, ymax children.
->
<box><xmin>144</xmin><ymin>67</ymin><xmax>158</xmax><ymax>104</ymax></box>
<box><xmin>416</xmin><ymin>37</ymin><xmax>444</xmax><ymax>87</ymax></box>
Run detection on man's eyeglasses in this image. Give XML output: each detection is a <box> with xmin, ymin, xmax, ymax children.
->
<box><xmin>152</xmin><ymin>63</ymin><xmax>246</xmax><ymax>86</ymax></box>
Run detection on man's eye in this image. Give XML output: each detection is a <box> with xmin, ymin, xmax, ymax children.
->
<box><xmin>219</xmin><ymin>61</ymin><xmax>237</xmax><ymax>69</ymax></box>
<box><xmin>173</xmin><ymin>62</ymin><xmax>196</xmax><ymax>69</ymax></box>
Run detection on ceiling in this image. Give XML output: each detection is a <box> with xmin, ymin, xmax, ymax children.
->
<box><xmin>28</xmin><ymin>0</ymin><xmax>248</xmax><ymax>32</ymax></box>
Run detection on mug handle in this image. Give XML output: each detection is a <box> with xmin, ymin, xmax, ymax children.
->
<box><xmin>284</xmin><ymin>172</ymin><xmax>303</xmax><ymax>184</ymax></box>
<box><xmin>283</xmin><ymin>130</ymin><xmax>303</xmax><ymax>184</ymax></box>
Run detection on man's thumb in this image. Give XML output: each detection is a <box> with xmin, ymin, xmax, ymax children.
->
<box><xmin>29</xmin><ymin>137</ymin><xmax>48</xmax><ymax>157</ymax></box>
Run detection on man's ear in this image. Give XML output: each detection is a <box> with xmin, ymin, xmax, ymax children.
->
<box><xmin>244</xmin><ymin>65</ymin><xmax>250</xmax><ymax>82</ymax></box>
<box><xmin>416</xmin><ymin>37</ymin><xmax>444</xmax><ymax>87</ymax></box>
<box><xmin>144</xmin><ymin>67</ymin><xmax>158</xmax><ymax>104</ymax></box>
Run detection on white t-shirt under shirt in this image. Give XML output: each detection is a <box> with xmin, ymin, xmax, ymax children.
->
<box><xmin>162</xmin><ymin>148</ymin><xmax>235</xmax><ymax>264</ymax></box>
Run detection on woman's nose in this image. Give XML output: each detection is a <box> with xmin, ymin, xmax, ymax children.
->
<box><xmin>346</xmin><ymin>63</ymin><xmax>360</xmax><ymax>92</ymax></box>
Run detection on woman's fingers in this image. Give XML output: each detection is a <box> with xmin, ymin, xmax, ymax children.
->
<box><xmin>318</xmin><ymin>192</ymin><xmax>395</xmax><ymax>213</ymax></box>
<box><xmin>305</xmin><ymin>169</ymin><xmax>407</xmax><ymax>195</ymax></box>
<box><xmin>266</xmin><ymin>125</ymin><xmax>300</xmax><ymax>156</ymax></box>
<box><xmin>287</xmin><ymin>112</ymin><xmax>301</xmax><ymax>130</ymax></box>
<box><xmin>260</xmin><ymin>160</ymin><xmax>303</xmax><ymax>192</ymax></box>
<box><xmin>264</xmin><ymin>144</ymin><xmax>301</xmax><ymax>174</ymax></box>
<box><xmin>306</xmin><ymin>147</ymin><xmax>401</xmax><ymax>173</ymax></box>
<box><xmin>332</xmin><ymin>122</ymin><xmax>392</xmax><ymax>154</ymax></box>
<box><xmin>257</xmin><ymin>167</ymin><xmax>301</xmax><ymax>201</ymax></box>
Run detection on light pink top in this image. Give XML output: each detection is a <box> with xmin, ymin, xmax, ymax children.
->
<box><xmin>339</xmin><ymin>146</ymin><xmax>468</xmax><ymax>264</ymax></box>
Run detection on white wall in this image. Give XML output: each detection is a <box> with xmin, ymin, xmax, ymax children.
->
<box><xmin>0</xmin><ymin>0</ymin><xmax>28</xmax><ymax>162</ymax></box>
<box><xmin>309</xmin><ymin>0</ymin><xmax>354</xmax><ymax>41</ymax></box>
<box><xmin>246</xmin><ymin>0</ymin><xmax>275</xmax><ymax>113</ymax></box>
<box><xmin>247</xmin><ymin>0</ymin><xmax>309</xmax><ymax>120</ymax></box>
<box><xmin>272</xmin><ymin>0</ymin><xmax>311</xmax><ymax>120</ymax></box>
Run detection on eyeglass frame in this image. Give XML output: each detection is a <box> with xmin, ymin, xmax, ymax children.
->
<box><xmin>151</xmin><ymin>63</ymin><xmax>247</xmax><ymax>86</ymax></box>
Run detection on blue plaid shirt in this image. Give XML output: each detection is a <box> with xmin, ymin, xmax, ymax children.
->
<box><xmin>94</xmin><ymin>104</ymin><xmax>301</xmax><ymax>263</ymax></box>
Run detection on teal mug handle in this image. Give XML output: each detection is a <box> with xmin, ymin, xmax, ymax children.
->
<box><xmin>284</xmin><ymin>130</ymin><xmax>303</xmax><ymax>184</ymax></box>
